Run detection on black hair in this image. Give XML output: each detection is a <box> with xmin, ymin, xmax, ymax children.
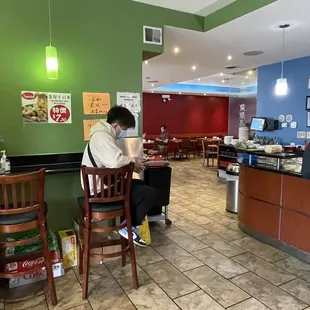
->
<box><xmin>161</xmin><ymin>125</ymin><xmax>167</xmax><ymax>130</ymax></box>
<box><xmin>107</xmin><ymin>106</ymin><xmax>135</xmax><ymax>128</ymax></box>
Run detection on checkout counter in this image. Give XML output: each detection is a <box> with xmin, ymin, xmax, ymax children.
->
<box><xmin>237</xmin><ymin>149</ymin><xmax>310</xmax><ymax>263</ymax></box>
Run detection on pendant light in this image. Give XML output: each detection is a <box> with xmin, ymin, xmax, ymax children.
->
<box><xmin>275</xmin><ymin>24</ymin><xmax>290</xmax><ymax>96</ymax></box>
<box><xmin>46</xmin><ymin>0</ymin><xmax>58</xmax><ymax>79</ymax></box>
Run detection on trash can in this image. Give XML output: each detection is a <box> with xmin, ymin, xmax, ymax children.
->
<box><xmin>226</xmin><ymin>164</ymin><xmax>239</xmax><ymax>213</ymax></box>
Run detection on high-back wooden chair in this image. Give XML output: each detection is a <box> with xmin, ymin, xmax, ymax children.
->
<box><xmin>202</xmin><ymin>140</ymin><xmax>218</xmax><ymax>167</ymax></box>
<box><xmin>0</xmin><ymin>169</ymin><xmax>57</xmax><ymax>305</ymax></box>
<box><xmin>78</xmin><ymin>163</ymin><xmax>138</xmax><ymax>299</ymax></box>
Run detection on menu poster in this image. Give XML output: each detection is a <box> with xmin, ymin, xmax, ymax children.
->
<box><xmin>83</xmin><ymin>119</ymin><xmax>102</xmax><ymax>141</ymax></box>
<box><xmin>126</xmin><ymin>113</ymin><xmax>139</xmax><ymax>137</ymax></box>
<box><xmin>21</xmin><ymin>91</ymin><xmax>72</xmax><ymax>124</ymax></box>
<box><xmin>83</xmin><ymin>92</ymin><xmax>110</xmax><ymax>115</ymax></box>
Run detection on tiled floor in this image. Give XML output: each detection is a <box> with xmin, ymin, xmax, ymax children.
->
<box><xmin>3</xmin><ymin>159</ymin><xmax>310</xmax><ymax>309</ymax></box>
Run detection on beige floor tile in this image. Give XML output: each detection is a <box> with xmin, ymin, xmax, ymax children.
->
<box><xmin>155</xmin><ymin>243</ymin><xmax>204</xmax><ymax>272</ymax></box>
<box><xmin>198</xmin><ymin>233</ymin><xmax>247</xmax><ymax>257</ymax></box>
<box><xmin>174</xmin><ymin>219</ymin><xmax>209</xmax><ymax>237</ymax></box>
<box><xmin>192</xmin><ymin>247</ymin><xmax>248</xmax><ymax>278</ymax></box>
<box><xmin>68</xmin><ymin>305</ymin><xmax>93</xmax><ymax>310</ymax></box>
<box><xmin>46</xmin><ymin>269</ymin><xmax>88</xmax><ymax>310</ymax></box>
<box><xmin>184</xmin><ymin>266</ymin><xmax>249</xmax><ymax>308</ymax></box>
<box><xmin>169</xmin><ymin>204</ymin><xmax>189</xmax><ymax>214</ymax></box>
<box><xmin>0</xmin><ymin>301</ymin><xmax>3</xmax><ymax>310</ymax></box>
<box><xmin>88</xmin><ymin>275</ymin><xmax>135</xmax><ymax>310</ymax></box>
<box><xmin>202</xmin><ymin>222</ymin><xmax>246</xmax><ymax>241</ymax></box>
<box><xmin>181</xmin><ymin>210</ymin><xmax>213</xmax><ymax>225</ymax></box>
<box><xmin>233</xmin><ymin>237</ymin><xmax>288</xmax><ymax>263</ymax></box>
<box><xmin>73</xmin><ymin>264</ymin><xmax>110</xmax><ymax>283</ymax></box>
<box><xmin>127</xmin><ymin>283</ymin><xmax>179</xmax><ymax>310</ymax></box>
<box><xmin>150</xmin><ymin>230</ymin><xmax>174</xmax><ymax>247</ymax></box>
<box><xmin>151</xmin><ymin>222</ymin><xmax>179</xmax><ymax>234</ymax></box>
<box><xmin>174</xmin><ymin>289</ymin><xmax>224</xmax><ymax>310</ymax></box>
<box><xmin>5</xmin><ymin>294</ymin><xmax>47</xmax><ymax>310</ymax></box>
<box><xmin>227</xmin><ymin>298</ymin><xmax>269</xmax><ymax>310</ymax></box>
<box><xmin>135</xmin><ymin>246</ymin><xmax>164</xmax><ymax>267</ymax></box>
<box><xmin>105</xmin><ymin>258</ymin><xmax>153</xmax><ymax>291</ymax></box>
<box><xmin>275</xmin><ymin>257</ymin><xmax>310</xmax><ymax>282</ymax></box>
<box><xmin>232</xmin><ymin>272</ymin><xmax>307</xmax><ymax>310</ymax></box>
<box><xmin>143</xmin><ymin>260</ymin><xmax>198</xmax><ymax>299</ymax></box>
<box><xmin>168</xmin><ymin>211</ymin><xmax>185</xmax><ymax>222</ymax></box>
<box><xmin>165</xmin><ymin>230</ymin><xmax>208</xmax><ymax>252</ymax></box>
<box><xmin>280</xmin><ymin>278</ymin><xmax>310</xmax><ymax>304</ymax></box>
<box><xmin>232</xmin><ymin>253</ymin><xmax>296</xmax><ymax>285</ymax></box>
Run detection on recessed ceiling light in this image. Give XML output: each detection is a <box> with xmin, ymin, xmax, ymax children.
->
<box><xmin>151</xmin><ymin>90</ymin><xmax>154</xmax><ymax>93</ymax></box>
<box><xmin>220</xmin><ymin>73</ymin><xmax>223</xmax><ymax>76</ymax></box>
<box><xmin>179</xmin><ymin>92</ymin><xmax>182</xmax><ymax>95</ymax></box>
<box><xmin>198</xmin><ymin>78</ymin><xmax>201</xmax><ymax>81</ymax></box>
<box><xmin>174</xmin><ymin>47</ymin><xmax>180</xmax><ymax>54</ymax></box>
<box><xmin>246</xmin><ymin>76</ymin><xmax>249</xmax><ymax>79</ymax></box>
<box><xmin>242</xmin><ymin>82</ymin><xmax>245</xmax><ymax>85</ymax></box>
<box><xmin>192</xmin><ymin>65</ymin><xmax>197</xmax><ymax>71</ymax></box>
<box><xmin>204</xmin><ymin>93</ymin><xmax>207</xmax><ymax>96</ymax></box>
<box><xmin>151</xmin><ymin>83</ymin><xmax>154</xmax><ymax>87</ymax></box>
<box><xmin>144</xmin><ymin>60</ymin><xmax>149</xmax><ymax>64</ymax></box>
<box><xmin>227</xmin><ymin>55</ymin><xmax>232</xmax><ymax>61</ymax></box>
<box><xmin>222</xmin><ymin>80</ymin><xmax>225</xmax><ymax>83</ymax></box>
<box><xmin>248</xmin><ymin>70</ymin><xmax>253</xmax><ymax>75</ymax></box>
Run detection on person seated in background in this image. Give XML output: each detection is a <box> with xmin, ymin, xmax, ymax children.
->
<box><xmin>81</xmin><ymin>106</ymin><xmax>156</xmax><ymax>247</ymax></box>
<box><xmin>156</xmin><ymin>125</ymin><xmax>169</xmax><ymax>143</ymax></box>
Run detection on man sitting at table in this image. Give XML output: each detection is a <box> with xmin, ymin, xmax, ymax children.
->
<box><xmin>156</xmin><ymin>125</ymin><xmax>169</xmax><ymax>143</ymax></box>
<box><xmin>81</xmin><ymin>106</ymin><xmax>155</xmax><ymax>247</ymax></box>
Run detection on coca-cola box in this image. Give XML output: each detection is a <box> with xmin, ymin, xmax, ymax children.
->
<box><xmin>5</xmin><ymin>250</ymin><xmax>65</xmax><ymax>288</ymax></box>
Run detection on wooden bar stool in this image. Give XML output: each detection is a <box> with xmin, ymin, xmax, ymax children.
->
<box><xmin>202</xmin><ymin>140</ymin><xmax>218</xmax><ymax>167</ymax></box>
<box><xmin>78</xmin><ymin>163</ymin><xmax>138</xmax><ymax>300</ymax></box>
<box><xmin>0</xmin><ymin>169</ymin><xmax>57</xmax><ymax>305</ymax></box>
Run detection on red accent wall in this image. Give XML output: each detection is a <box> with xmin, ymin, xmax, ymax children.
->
<box><xmin>143</xmin><ymin>93</ymin><xmax>229</xmax><ymax>135</ymax></box>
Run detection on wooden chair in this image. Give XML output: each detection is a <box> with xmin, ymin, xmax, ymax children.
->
<box><xmin>202</xmin><ymin>140</ymin><xmax>218</xmax><ymax>167</ymax></box>
<box><xmin>174</xmin><ymin>139</ymin><xmax>194</xmax><ymax>160</ymax></box>
<box><xmin>78</xmin><ymin>163</ymin><xmax>138</xmax><ymax>300</ymax></box>
<box><xmin>0</xmin><ymin>169</ymin><xmax>57</xmax><ymax>305</ymax></box>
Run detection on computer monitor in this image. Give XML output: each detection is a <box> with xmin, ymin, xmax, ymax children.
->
<box><xmin>250</xmin><ymin>117</ymin><xmax>266</xmax><ymax>132</ymax></box>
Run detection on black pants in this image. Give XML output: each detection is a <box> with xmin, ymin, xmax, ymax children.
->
<box><xmin>130</xmin><ymin>179</ymin><xmax>156</xmax><ymax>226</ymax></box>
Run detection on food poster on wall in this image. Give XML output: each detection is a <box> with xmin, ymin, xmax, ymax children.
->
<box><xmin>83</xmin><ymin>119</ymin><xmax>102</xmax><ymax>141</ymax></box>
<box><xmin>117</xmin><ymin>92</ymin><xmax>141</xmax><ymax>137</ymax></box>
<box><xmin>21</xmin><ymin>91</ymin><xmax>72</xmax><ymax>124</ymax></box>
<box><xmin>83</xmin><ymin>92</ymin><xmax>110</xmax><ymax>115</ymax></box>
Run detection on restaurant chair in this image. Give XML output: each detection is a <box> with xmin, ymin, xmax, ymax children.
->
<box><xmin>175</xmin><ymin>139</ymin><xmax>195</xmax><ymax>160</ymax></box>
<box><xmin>78</xmin><ymin>163</ymin><xmax>138</xmax><ymax>300</ymax></box>
<box><xmin>0</xmin><ymin>169</ymin><xmax>57</xmax><ymax>305</ymax></box>
<box><xmin>202</xmin><ymin>140</ymin><xmax>218</xmax><ymax>167</ymax></box>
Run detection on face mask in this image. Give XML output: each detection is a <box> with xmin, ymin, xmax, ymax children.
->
<box><xmin>118</xmin><ymin>129</ymin><xmax>127</xmax><ymax>139</ymax></box>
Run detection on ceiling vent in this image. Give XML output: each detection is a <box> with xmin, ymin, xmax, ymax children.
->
<box><xmin>143</xmin><ymin>26</ymin><xmax>162</xmax><ymax>45</ymax></box>
<box><xmin>225</xmin><ymin>65</ymin><xmax>239</xmax><ymax>70</ymax></box>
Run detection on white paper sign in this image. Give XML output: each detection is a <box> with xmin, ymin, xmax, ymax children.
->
<box><xmin>117</xmin><ymin>92</ymin><xmax>141</xmax><ymax>113</ymax></box>
<box><xmin>117</xmin><ymin>92</ymin><xmax>140</xmax><ymax>137</ymax></box>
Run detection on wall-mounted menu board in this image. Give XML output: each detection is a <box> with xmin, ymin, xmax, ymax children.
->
<box><xmin>83</xmin><ymin>92</ymin><xmax>110</xmax><ymax>115</ymax></box>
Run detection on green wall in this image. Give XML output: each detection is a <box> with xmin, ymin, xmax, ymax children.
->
<box><xmin>0</xmin><ymin>0</ymin><xmax>203</xmax><ymax>156</ymax></box>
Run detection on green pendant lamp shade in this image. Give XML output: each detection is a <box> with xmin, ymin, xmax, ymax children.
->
<box><xmin>46</xmin><ymin>45</ymin><xmax>58</xmax><ymax>79</ymax></box>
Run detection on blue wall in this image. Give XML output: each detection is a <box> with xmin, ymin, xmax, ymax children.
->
<box><xmin>257</xmin><ymin>56</ymin><xmax>310</xmax><ymax>144</ymax></box>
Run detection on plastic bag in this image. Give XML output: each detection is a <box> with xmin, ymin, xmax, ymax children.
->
<box><xmin>138</xmin><ymin>216</ymin><xmax>151</xmax><ymax>245</ymax></box>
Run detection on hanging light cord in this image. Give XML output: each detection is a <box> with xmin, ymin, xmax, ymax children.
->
<box><xmin>281</xmin><ymin>26</ymin><xmax>286</xmax><ymax>79</ymax></box>
<box><xmin>48</xmin><ymin>0</ymin><xmax>52</xmax><ymax>46</ymax></box>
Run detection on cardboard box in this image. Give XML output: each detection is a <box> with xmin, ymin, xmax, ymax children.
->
<box><xmin>9</xmin><ymin>262</ymin><xmax>64</xmax><ymax>289</ymax></box>
<box><xmin>58</xmin><ymin>229</ymin><xmax>77</xmax><ymax>268</ymax></box>
<box><xmin>5</xmin><ymin>251</ymin><xmax>64</xmax><ymax>289</ymax></box>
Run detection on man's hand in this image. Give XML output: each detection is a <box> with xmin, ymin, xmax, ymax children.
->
<box><xmin>133</xmin><ymin>157</ymin><xmax>145</xmax><ymax>173</ymax></box>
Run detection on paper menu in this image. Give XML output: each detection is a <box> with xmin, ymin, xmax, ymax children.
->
<box><xmin>83</xmin><ymin>92</ymin><xmax>110</xmax><ymax>115</ymax></box>
<box><xmin>83</xmin><ymin>119</ymin><xmax>101</xmax><ymax>141</ymax></box>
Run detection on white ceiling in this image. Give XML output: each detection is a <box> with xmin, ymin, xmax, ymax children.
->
<box><xmin>132</xmin><ymin>0</ymin><xmax>235</xmax><ymax>16</ymax></box>
<box><xmin>143</xmin><ymin>0</ymin><xmax>310</xmax><ymax>91</ymax></box>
